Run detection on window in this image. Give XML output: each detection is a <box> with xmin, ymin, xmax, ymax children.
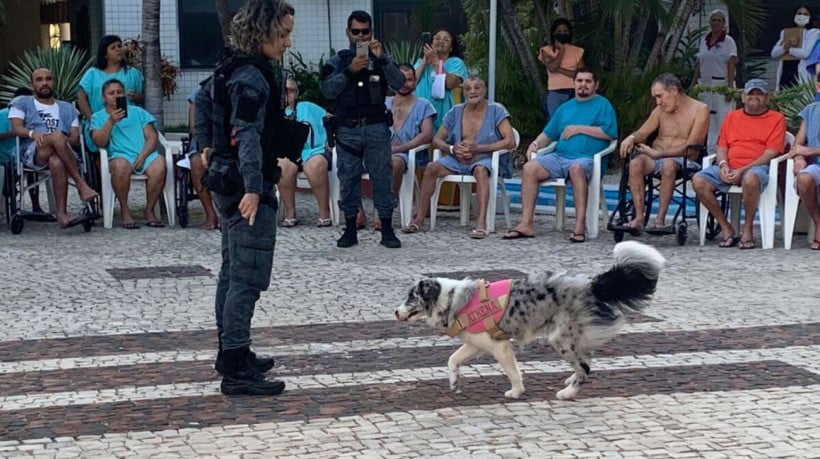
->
<box><xmin>374</xmin><ymin>0</ymin><xmax>466</xmax><ymax>47</ymax></box>
<box><xmin>178</xmin><ymin>0</ymin><xmax>243</xmax><ymax>68</ymax></box>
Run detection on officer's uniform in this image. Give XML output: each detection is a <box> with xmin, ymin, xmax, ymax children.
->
<box><xmin>320</xmin><ymin>46</ymin><xmax>405</xmax><ymax>227</ymax></box>
<box><xmin>207</xmin><ymin>53</ymin><xmax>281</xmax><ymax>356</ymax></box>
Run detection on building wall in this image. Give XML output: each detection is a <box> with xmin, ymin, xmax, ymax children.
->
<box><xmin>102</xmin><ymin>0</ymin><xmax>370</xmax><ymax>127</ymax></box>
<box><xmin>0</xmin><ymin>0</ymin><xmax>42</xmax><ymax>78</ymax></box>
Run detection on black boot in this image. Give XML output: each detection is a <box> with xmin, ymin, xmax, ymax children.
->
<box><xmin>379</xmin><ymin>218</ymin><xmax>401</xmax><ymax>248</ymax></box>
<box><xmin>220</xmin><ymin>347</ymin><xmax>285</xmax><ymax>396</ymax></box>
<box><xmin>337</xmin><ymin>216</ymin><xmax>359</xmax><ymax>248</ymax></box>
<box><xmin>215</xmin><ymin>347</ymin><xmax>274</xmax><ymax>374</ymax></box>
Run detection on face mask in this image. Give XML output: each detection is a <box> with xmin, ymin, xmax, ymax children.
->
<box><xmin>554</xmin><ymin>33</ymin><xmax>571</xmax><ymax>44</ymax></box>
<box><xmin>795</xmin><ymin>14</ymin><xmax>810</xmax><ymax>27</ymax></box>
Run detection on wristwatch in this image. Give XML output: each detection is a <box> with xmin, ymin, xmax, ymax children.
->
<box><xmin>449</xmin><ymin>145</ymin><xmax>454</xmax><ymax>154</ymax></box>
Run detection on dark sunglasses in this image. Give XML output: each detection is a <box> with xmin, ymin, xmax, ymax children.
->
<box><xmin>350</xmin><ymin>28</ymin><xmax>371</xmax><ymax>36</ymax></box>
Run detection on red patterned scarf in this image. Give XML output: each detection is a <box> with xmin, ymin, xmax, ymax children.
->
<box><xmin>706</xmin><ymin>30</ymin><xmax>727</xmax><ymax>50</ymax></box>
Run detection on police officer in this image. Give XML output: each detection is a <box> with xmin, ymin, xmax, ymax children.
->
<box><xmin>200</xmin><ymin>0</ymin><xmax>294</xmax><ymax>396</ymax></box>
<box><xmin>321</xmin><ymin>10</ymin><xmax>405</xmax><ymax>248</ymax></box>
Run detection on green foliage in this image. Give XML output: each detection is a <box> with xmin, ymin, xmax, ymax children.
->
<box><xmin>492</xmin><ymin>50</ymin><xmax>545</xmax><ymax>139</ymax></box>
<box><xmin>384</xmin><ymin>41</ymin><xmax>422</xmax><ymax>67</ymax></box>
<box><xmin>0</xmin><ymin>47</ymin><xmax>93</xmax><ymax>104</ymax></box>
<box><xmin>285</xmin><ymin>51</ymin><xmax>333</xmax><ymax>112</ymax></box>
<box><xmin>768</xmin><ymin>82</ymin><xmax>816</xmax><ymax>132</ymax></box>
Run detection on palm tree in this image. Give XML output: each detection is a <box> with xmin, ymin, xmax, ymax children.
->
<box><xmin>142</xmin><ymin>0</ymin><xmax>163</xmax><ymax>129</ymax></box>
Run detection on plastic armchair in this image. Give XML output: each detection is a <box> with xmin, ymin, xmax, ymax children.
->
<box><xmin>529</xmin><ymin>139</ymin><xmax>616</xmax><ymax>239</ymax></box>
<box><xmin>783</xmin><ymin>155</ymin><xmax>819</xmax><ymax>249</ymax></box>
<box><xmin>429</xmin><ymin>129</ymin><xmax>520</xmax><ymax>233</ymax></box>
<box><xmin>99</xmin><ymin>132</ymin><xmax>177</xmax><ymax>229</ymax></box>
<box><xmin>397</xmin><ymin>144</ymin><xmax>430</xmax><ymax>228</ymax></box>
<box><xmin>698</xmin><ymin>132</ymin><xmax>794</xmax><ymax>249</ymax></box>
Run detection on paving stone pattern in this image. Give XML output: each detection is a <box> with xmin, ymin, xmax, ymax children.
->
<box><xmin>0</xmin><ymin>191</ymin><xmax>819</xmax><ymax>457</ymax></box>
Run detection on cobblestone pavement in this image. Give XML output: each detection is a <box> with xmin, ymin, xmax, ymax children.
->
<box><xmin>1</xmin><ymin>188</ymin><xmax>819</xmax><ymax>458</ymax></box>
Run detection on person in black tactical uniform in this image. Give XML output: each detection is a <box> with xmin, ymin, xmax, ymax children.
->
<box><xmin>200</xmin><ymin>0</ymin><xmax>294</xmax><ymax>396</ymax></box>
<box><xmin>321</xmin><ymin>10</ymin><xmax>406</xmax><ymax>248</ymax></box>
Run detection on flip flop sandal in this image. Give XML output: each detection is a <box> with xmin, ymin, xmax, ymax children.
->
<box><xmin>738</xmin><ymin>240</ymin><xmax>756</xmax><ymax>250</ymax></box>
<box><xmin>402</xmin><ymin>223</ymin><xmax>422</xmax><ymax>234</ymax></box>
<box><xmin>569</xmin><ymin>233</ymin><xmax>586</xmax><ymax>243</ymax></box>
<box><xmin>316</xmin><ymin>218</ymin><xmax>332</xmax><ymax>227</ymax></box>
<box><xmin>811</xmin><ymin>240</ymin><xmax>820</xmax><ymax>251</ymax></box>
<box><xmin>470</xmin><ymin>228</ymin><xmax>489</xmax><ymax>239</ymax></box>
<box><xmin>502</xmin><ymin>229</ymin><xmax>534</xmax><ymax>239</ymax></box>
<box><xmin>281</xmin><ymin>218</ymin><xmax>299</xmax><ymax>228</ymax></box>
<box><xmin>718</xmin><ymin>236</ymin><xmax>740</xmax><ymax>248</ymax></box>
<box><xmin>146</xmin><ymin>221</ymin><xmax>165</xmax><ymax>228</ymax></box>
<box><xmin>121</xmin><ymin>222</ymin><xmax>140</xmax><ymax>230</ymax></box>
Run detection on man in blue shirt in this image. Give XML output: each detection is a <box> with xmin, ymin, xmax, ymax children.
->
<box><xmin>503</xmin><ymin>68</ymin><xmax>617</xmax><ymax>242</ymax></box>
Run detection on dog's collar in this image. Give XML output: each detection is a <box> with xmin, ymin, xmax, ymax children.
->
<box><xmin>445</xmin><ymin>279</ymin><xmax>511</xmax><ymax>340</ymax></box>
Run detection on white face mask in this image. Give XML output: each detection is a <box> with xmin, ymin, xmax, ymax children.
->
<box><xmin>795</xmin><ymin>14</ymin><xmax>810</xmax><ymax>27</ymax></box>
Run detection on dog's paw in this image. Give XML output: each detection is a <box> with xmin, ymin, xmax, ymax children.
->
<box><xmin>556</xmin><ymin>385</ymin><xmax>579</xmax><ymax>400</ymax></box>
<box><xmin>504</xmin><ymin>388</ymin><xmax>524</xmax><ymax>399</ymax></box>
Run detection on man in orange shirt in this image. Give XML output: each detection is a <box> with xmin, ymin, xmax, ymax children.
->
<box><xmin>692</xmin><ymin>79</ymin><xmax>786</xmax><ymax>249</ymax></box>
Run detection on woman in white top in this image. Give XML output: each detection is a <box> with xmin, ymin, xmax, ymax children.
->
<box><xmin>692</xmin><ymin>10</ymin><xmax>736</xmax><ymax>154</ymax></box>
<box><xmin>771</xmin><ymin>5</ymin><xmax>820</xmax><ymax>89</ymax></box>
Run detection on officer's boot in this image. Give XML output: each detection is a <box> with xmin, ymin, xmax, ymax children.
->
<box><xmin>215</xmin><ymin>336</ymin><xmax>275</xmax><ymax>374</ymax></box>
<box><xmin>220</xmin><ymin>346</ymin><xmax>285</xmax><ymax>396</ymax></box>
<box><xmin>379</xmin><ymin>218</ymin><xmax>401</xmax><ymax>248</ymax></box>
<box><xmin>337</xmin><ymin>216</ymin><xmax>359</xmax><ymax>248</ymax></box>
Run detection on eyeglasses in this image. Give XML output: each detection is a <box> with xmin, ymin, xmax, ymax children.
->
<box><xmin>350</xmin><ymin>28</ymin><xmax>371</xmax><ymax>36</ymax></box>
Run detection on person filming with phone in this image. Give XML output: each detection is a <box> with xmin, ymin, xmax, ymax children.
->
<box><xmin>90</xmin><ymin>79</ymin><xmax>167</xmax><ymax>229</ymax></box>
<box><xmin>413</xmin><ymin>28</ymin><xmax>468</xmax><ymax>132</ymax></box>
<box><xmin>321</xmin><ymin>10</ymin><xmax>405</xmax><ymax>248</ymax></box>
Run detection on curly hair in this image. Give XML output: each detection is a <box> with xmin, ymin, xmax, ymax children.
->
<box><xmin>231</xmin><ymin>0</ymin><xmax>295</xmax><ymax>56</ymax></box>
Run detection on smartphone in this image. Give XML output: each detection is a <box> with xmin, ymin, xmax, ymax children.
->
<box><xmin>420</xmin><ymin>32</ymin><xmax>432</xmax><ymax>46</ymax></box>
<box><xmin>356</xmin><ymin>41</ymin><xmax>370</xmax><ymax>57</ymax></box>
<box><xmin>115</xmin><ymin>96</ymin><xmax>128</xmax><ymax>118</ymax></box>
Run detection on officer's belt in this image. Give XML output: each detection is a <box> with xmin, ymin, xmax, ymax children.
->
<box><xmin>337</xmin><ymin>115</ymin><xmax>387</xmax><ymax>128</ymax></box>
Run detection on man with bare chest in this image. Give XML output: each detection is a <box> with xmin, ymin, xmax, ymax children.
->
<box><xmin>619</xmin><ymin>73</ymin><xmax>709</xmax><ymax>233</ymax></box>
<box><xmin>402</xmin><ymin>76</ymin><xmax>516</xmax><ymax>238</ymax></box>
<box><xmin>386</xmin><ymin>64</ymin><xmax>435</xmax><ymax>203</ymax></box>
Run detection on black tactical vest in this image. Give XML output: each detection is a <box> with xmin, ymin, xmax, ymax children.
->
<box><xmin>332</xmin><ymin>49</ymin><xmax>390</xmax><ymax>119</ymax></box>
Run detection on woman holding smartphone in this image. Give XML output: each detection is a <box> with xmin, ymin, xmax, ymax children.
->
<box><xmin>414</xmin><ymin>28</ymin><xmax>468</xmax><ymax>132</ymax></box>
<box><xmin>538</xmin><ymin>18</ymin><xmax>584</xmax><ymax>119</ymax></box>
<box><xmin>90</xmin><ymin>79</ymin><xmax>166</xmax><ymax>229</ymax></box>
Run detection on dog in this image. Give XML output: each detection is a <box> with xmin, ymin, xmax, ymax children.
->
<box><xmin>395</xmin><ymin>241</ymin><xmax>665</xmax><ymax>400</ymax></box>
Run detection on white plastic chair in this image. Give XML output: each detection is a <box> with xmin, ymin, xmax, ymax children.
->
<box><xmin>783</xmin><ymin>157</ymin><xmax>819</xmax><ymax>249</ymax></box>
<box><xmin>329</xmin><ymin>144</ymin><xmax>427</xmax><ymax>227</ymax></box>
<box><xmin>698</xmin><ymin>132</ymin><xmax>794</xmax><ymax>249</ymax></box>
<box><xmin>529</xmin><ymin>139</ymin><xmax>616</xmax><ymax>239</ymax></box>
<box><xmin>397</xmin><ymin>144</ymin><xmax>430</xmax><ymax>228</ymax></box>
<box><xmin>429</xmin><ymin>129</ymin><xmax>520</xmax><ymax>233</ymax></box>
<box><xmin>99</xmin><ymin>132</ymin><xmax>176</xmax><ymax>229</ymax></box>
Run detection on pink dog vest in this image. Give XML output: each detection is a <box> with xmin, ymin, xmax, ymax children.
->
<box><xmin>445</xmin><ymin>279</ymin><xmax>511</xmax><ymax>340</ymax></box>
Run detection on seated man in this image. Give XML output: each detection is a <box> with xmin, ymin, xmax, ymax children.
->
<box><xmin>692</xmin><ymin>79</ymin><xmax>786</xmax><ymax>249</ymax></box>
<box><xmin>503</xmin><ymin>67</ymin><xmax>617</xmax><ymax>242</ymax></box>
<box><xmin>91</xmin><ymin>79</ymin><xmax>167</xmax><ymax>229</ymax></box>
<box><xmin>382</xmin><ymin>63</ymin><xmax>436</xmax><ymax>230</ymax></box>
<box><xmin>7</xmin><ymin>69</ymin><xmax>98</xmax><ymax>227</ymax></box>
<box><xmin>186</xmin><ymin>84</ymin><xmax>218</xmax><ymax>230</ymax></box>
<box><xmin>277</xmin><ymin>78</ymin><xmax>332</xmax><ymax>228</ymax></box>
<box><xmin>402</xmin><ymin>75</ymin><xmax>515</xmax><ymax>238</ymax></box>
<box><xmin>788</xmin><ymin>82</ymin><xmax>820</xmax><ymax>250</ymax></box>
<box><xmin>618</xmin><ymin>73</ymin><xmax>709</xmax><ymax>234</ymax></box>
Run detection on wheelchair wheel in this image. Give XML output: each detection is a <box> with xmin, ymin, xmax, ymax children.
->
<box><xmin>677</xmin><ymin>222</ymin><xmax>687</xmax><ymax>246</ymax></box>
<box><xmin>11</xmin><ymin>214</ymin><xmax>23</xmax><ymax>234</ymax></box>
<box><xmin>176</xmin><ymin>171</ymin><xmax>190</xmax><ymax>228</ymax></box>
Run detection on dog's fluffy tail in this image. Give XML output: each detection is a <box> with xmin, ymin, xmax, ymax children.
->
<box><xmin>589</xmin><ymin>241</ymin><xmax>666</xmax><ymax>317</ymax></box>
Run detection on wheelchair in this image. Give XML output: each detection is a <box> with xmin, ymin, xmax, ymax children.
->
<box><xmin>2</xmin><ymin>136</ymin><xmax>98</xmax><ymax>234</ymax></box>
<box><xmin>607</xmin><ymin>145</ymin><xmax>720</xmax><ymax>245</ymax></box>
<box><xmin>171</xmin><ymin>137</ymin><xmax>200</xmax><ymax>228</ymax></box>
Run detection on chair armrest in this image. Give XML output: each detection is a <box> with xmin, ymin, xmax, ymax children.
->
<box><xmin>530</xmin><ymin>141</ymin><xmax>557</xmax><ymax>160</ymax></box>
<box><xmin>491</xmin><ymin>147</ymin><xmax>512</xmax><ymax>174</ymax></box>
<box><xmin>703</xmin><ymin>154</ymin><xmax>717</xmax><ymax>168</ymax></box>
<box><xmin>432</xmin><ymin>148</ymin><xmax>443</xmax><ymax>162</ymax></box>
<box><xmin>592</xmin><ymin>139</ymin><xmax>617</xmax><ymax>177</ymax></box>
<box><xmin>769</xmin><ymin>153</ymin><xmax>789</xmax><ymax>170</ymax></box>
<box><xmin>407</xmin><ymin>144</ymin><xmax>430</xmax><ymax>169</ymax></box>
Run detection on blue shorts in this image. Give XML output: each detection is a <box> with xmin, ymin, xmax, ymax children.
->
<box><xmin>798</xmin><ymin>163</ymin><xmax>820</xmax><ymax>186</ymax></box>
<box><xmin>22</xmin><ymin>142</ymin><xmax>80</xmax><ymax>171</ymax></box>
<box><xmin>437</xmin><ymin>153</ymin><xmax>512</xmax><ymax>178</ymax></box>
<box><xmin>109</xmin><ymin>151</ymin><xmax>161</xmax><ymax>175</ymax></box>
<box><xmin>652</xmin><ymin>156</ymin><xmax>701</xmax><ymax>176</ymax></box>
<box><xmin>534</xmin><ymin>153</ymin><xmax>594</xmax><ymax>182</ymax></box>
<box><xmin>393</xmin><ymin>150</ymin><xmax>430</xmax><ymax>172</ymax></box>
<box><xmin>695</xmin><ymin>164</ymin><xmax>769</xmax><ymax>193</ymax></box>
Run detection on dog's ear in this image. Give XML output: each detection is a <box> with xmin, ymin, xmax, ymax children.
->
<box><xmin>417</xmin><ymin>279</ymin><xmax>441</xmax><ymax>302</ymax></box>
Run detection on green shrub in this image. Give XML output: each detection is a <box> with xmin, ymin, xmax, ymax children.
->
<box><xmin>0</xmin><ymin>46</ymin><xmax>93</xmax><ymax>104</ymax></box>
